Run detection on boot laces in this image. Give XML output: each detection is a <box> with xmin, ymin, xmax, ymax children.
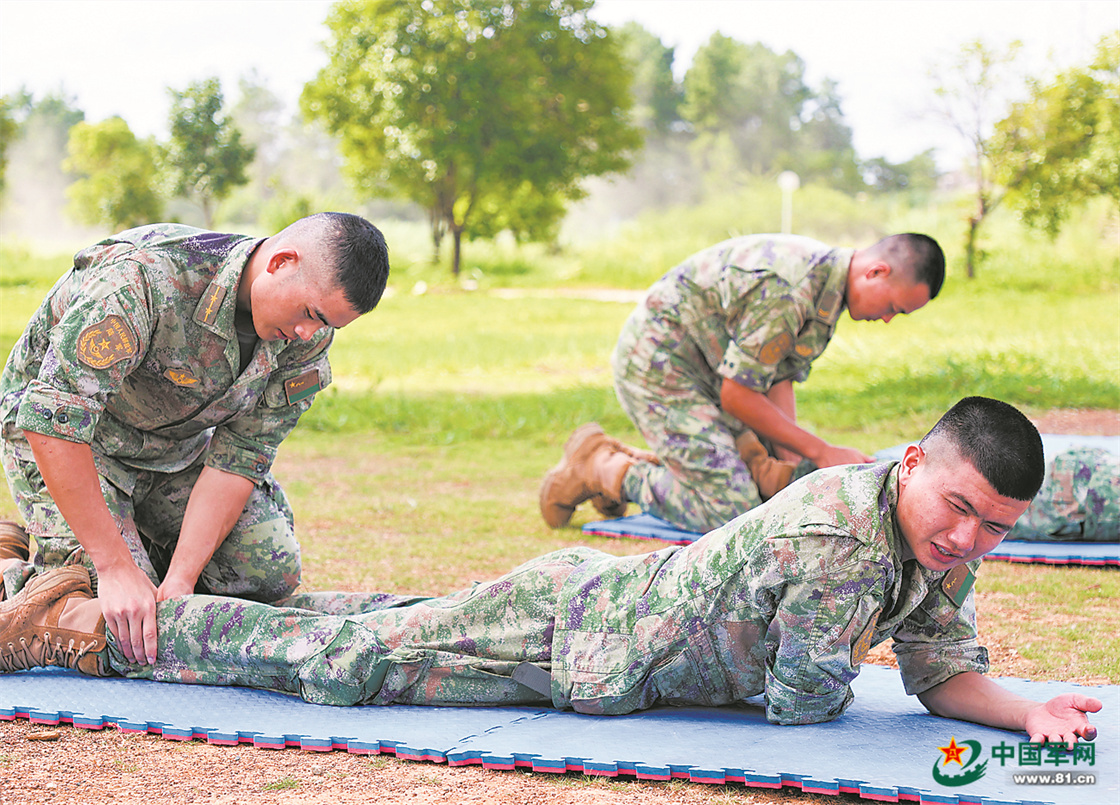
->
<box><xmin>0</xmin><ymin>630</ymin><xmax>100</xmax><ymax>672</ymax></box>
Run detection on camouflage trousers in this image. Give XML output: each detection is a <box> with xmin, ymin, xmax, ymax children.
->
<box><xmin>612</xmin><ymin>342</ymin><xmax>766</xmax><ymax>533</ymax></box>
<box><xmin>1</xmin><ymin>436</ymin><xmax>301</xmax><ymax>602</ymax></box>
<box><xmin>108</xmin><ymin>548</ymin><xmax>598</xmax><ymax>707</ymax></box>
<box><xmin>1009</xmin><ymin>447</ymin><xmax>1119</xmax><ymax>542</ymax></box>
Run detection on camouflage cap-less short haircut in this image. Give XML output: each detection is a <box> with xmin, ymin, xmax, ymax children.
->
<box><xmin>873</xmin><ymin>233</ymin><xmax>946</xmax><ymax>299</ymax></box>
<box><xmin>920</xmin><ymin>396</ymin><xmax>1045</xmax><ymax>501</ymax></box>
<box><xmin>281</xmin><ymin>212</ymin><xmax>390</xmax><ymax>315</ymax></box>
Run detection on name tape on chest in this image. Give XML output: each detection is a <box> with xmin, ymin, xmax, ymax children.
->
<box><xmin>284</xmin><ymin>368</ymin><xmax>322</xmax><ymax>405</ymax></box>
<box><xmin>77</xmin><ymin>315</ymin><xmax>139</xmax><ymax>370</ymax></box>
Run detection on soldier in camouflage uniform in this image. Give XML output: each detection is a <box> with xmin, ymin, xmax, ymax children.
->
<box><xmin>0</xmin><ymin>398</ymin><xmax>1102</xmax><ymax>745</ymax></box>
<box><xmin>1010</xmin><ymin>447</ymin><xmax>1119</xmax><ymax>542</ymax></box>
<box><xmin>540</xmin><ymin>233</ymin><xmax>946</xmax><ymax>533</ymax></box>
<box><xmin>0</xmin><ymin>212</ymin><xmax>389</xmax><ymax>668</ymax></box>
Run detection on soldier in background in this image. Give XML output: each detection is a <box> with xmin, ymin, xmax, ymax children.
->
<box><xmin>1010</xmin><ymin>447</ymin><xmax>1119</xmax><ymax>542</ymax></box>
<box><xmin>0</xmin><ymin>212</ymin><xmax>390</xmax><ymax>668</ymax></box>
<box><xmin>540</xmin><ymin>232</ymin><xmax>945</xmax><ymax>533</ymax></box>
<box><xmin>0</xmin><ymin>398</ymin><xmax>1102</xmax><ymax>747</ymax></box>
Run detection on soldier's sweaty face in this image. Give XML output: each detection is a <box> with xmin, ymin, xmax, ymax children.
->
<box><xmin>250</xmin><ymin>264</ymin><xmax>360</xmax><ymax>342</ymax></box>
<box><xmin>895</xmin><ymin>443</ymin><xmax>1030</xmax><ymax>570</ymax></box>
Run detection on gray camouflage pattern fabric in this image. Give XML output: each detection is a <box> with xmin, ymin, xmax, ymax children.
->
<box><xmin>612</xmin><ymin>235</ymin><xmax>853</xmax><ymax>532</ymax></box>
<box><xmin>105</xmin><ymin>462</ymin><xmax>986</xmax><ymax>726</ymax></box>
<box><xmin>0</xmin><ymin>225</ymin><xmax>336</xmax><ymax>600</ymax></box>
<box><xmin>1009</xmin><ymin>447</ymin><xmax>1119</xmax><ymax>542</ymax></box>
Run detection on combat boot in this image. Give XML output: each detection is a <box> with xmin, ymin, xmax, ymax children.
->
<box><xmin>590</xmin><ymin>438</ymin><xmax>659</xmax><ymax>518</ymax></box>
<box><xmin>0</xmin><ymin>520</ymin><xmax>29</xmax><ymax>562</ymax></box>
<box><xmin>735</xmin><ymin>431</ymin><xmax>798</xmax><ymax>501</ymax></box>
<box><xmin>540</xmin><ymin>423</ymin><xmax>638</xmax><ymax>528</ymax></box>
<box><xmin>0</xmin><ymin>566</ymin><xmax>109</xmax><ymax>676</ymax></box>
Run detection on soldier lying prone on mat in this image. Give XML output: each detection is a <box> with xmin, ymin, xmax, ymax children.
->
<box><xmin>0</xmin><ymin>397</ymin><xmax>1101</xmax><ymax>748</ymax></box>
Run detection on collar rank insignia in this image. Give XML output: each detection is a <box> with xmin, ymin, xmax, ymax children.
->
<box><xmin>284</xmin><ymin>369</ymin><xmax>321</xmax><ymax>405</ymax></box>
<box><xmin>941</xmin><ymin>565</ymin><xmax>976</xmax><ymax>608</ymax></box>
<box><xmin>816</xmin><ymin>288</ymin><xmax>842</xmax><ymax>322</ymax></box>
<box><xmin>196</xmin><ymin>283</ymin><xmax>226</xmax><ymax>327</ymax></box>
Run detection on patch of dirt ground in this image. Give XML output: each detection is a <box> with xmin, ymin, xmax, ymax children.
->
<box><xmin>1</xmin><ymin>408</ymin><xmax>1115</xmax><ymax>805</ymax></box>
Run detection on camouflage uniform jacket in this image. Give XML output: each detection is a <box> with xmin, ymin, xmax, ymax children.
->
<box><xmin>0</xmin><ymin>225</ymin><xmax>333</xmax><ymax>489</ymax></box>
<box><xmin>618</xmin><ymin>235</ymin><xmax>854</xmax><ymax>399</ymax></box>
<box><xmin>551</xmin><ymin>461</ymin><xmax>988</xmax><ymax>724</ymax></box>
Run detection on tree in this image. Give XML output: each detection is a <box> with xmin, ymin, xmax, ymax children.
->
<box><xmin>863</xmin><ymin>149</ymin><xmax>940</xmax><ymax>196</ymax></box>
<box><xmin>927</xmin><ymin>39</ymin><xmax>1022</xmax><ymax>277</ymax></box>
<box><xmin>0</xmin><ymin>90</ymin><xmax>86</xmax><ymax>239</ymax></box>
<box><xmin>681</xmin><ymin>34</ymin><xmax>809</xmax><ymax>175</ymax></box>
<box><xmin>793</xmin><ymin>79</ymin><xmax>863</xmax><ymax>193</ymax></box>
<box><xmin>678</xmin><ymin>34</ymin><xmax>860</xmax><ymax>191</ymax></box>
<box><xmin>0</xmin><ymin>96</ymin><xmax>19</xmax><ymax>198</ymax></box>
<box><xmin>302</xmin><ymin>0</ymin><xmax>641</xmax><ymax>275</ymax></box>
<box><xmin>615</xmin><ymin>22</ymin><xmax>682</xmax><ymax>135</ymax></box>
<box><xmin>64</xmin><ymin>117</ymin><xmax>163</xmax><ymax>231</ymax></box>
<box><xmin>992</xmin><ymin>33</ymin><xmax>1119</xmax><ymax>236</ymax></box>
<box><xmin>165</xmin><ymin>78</ymin><xmax>255</xmax><ymax>228</ymax></box>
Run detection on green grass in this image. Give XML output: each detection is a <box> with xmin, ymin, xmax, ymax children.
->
<box><xmin>1</xmin><ymin>191</ymin><xmax>1117</xmax><ymax>685</ymax></box>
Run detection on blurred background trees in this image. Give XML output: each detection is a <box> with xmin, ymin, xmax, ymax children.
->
<box><xmin>64</xmin><ymin>117</ymin><xmax>164</xmax><ymax>230</ymax></box>
<box><xmin>302</xmin><ymin>0</ymin><xmax>640</xmax><ymax>275</ymax></box>
<box><xmin>0</xmin><ymin>0</ymin><xmax>1114</xmax><ymax>278</ymax></box>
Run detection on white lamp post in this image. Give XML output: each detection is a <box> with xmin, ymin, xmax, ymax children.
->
<box><xmin>777</xmin><ymin>171</ymin><xmax>800</xmax><ymax>234</ymax></box>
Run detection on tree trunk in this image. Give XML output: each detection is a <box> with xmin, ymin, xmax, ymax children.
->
<box><xmin>428</xmin><ymin>207</ymin><xmax>444</xmax><ymax>264</ymax></box>
<box><xmin>451</xmin><ymin>226</ymin><xmax>463</xmax><ymax>277</ymax></box>
<box><xmin>965</xmin><ymin>215</ymin><xmax>979</xmax><ymax>279</ymax></box>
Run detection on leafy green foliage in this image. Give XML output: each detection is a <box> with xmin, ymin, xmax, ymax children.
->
<box><xmin>680</xmin><ymin>33</ymin><xmax>860</xmax><ymax>189</ymax></box>
<box><xmin>993</xmin><ymin>32</ymin><xmax>1120</xmax><ymax>236</ymax></box>
<box><xmin>302</xmin><ymin>0</ymin><xmax>641</xmax><ymax>274</ymax></box>
<box><xmin>165</xmin><ymin>78</ymin><xmax>255</xmax><ymax>228</ymax></box>
<box><xmin>64</xmin><ymin>117</ymin><xmax>163</xmax><ymax>230</ymax></box>
<box><xmin>0</xmin><ymin>96</ymin><xmax>18</xmax><ymax>197</ymax></box>
<box><xmin>614</xmin><ymin>22</ymin><xmax>682</xmax><ymax>135</ymax></box>
<box><xmin>926</xmin><ymin>39</ymin><xmax>1024</xmax><ymax>277</ymax></box>
<box><xmin>863</xmin><ymin>149</ymin><xmax>939</xmax><ymax>198</ymax></box>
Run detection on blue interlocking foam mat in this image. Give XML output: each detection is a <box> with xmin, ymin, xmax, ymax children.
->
<box><xmin>582</xmin><ymin>513</ymin><xmax>1120</xmax><ymax>567</ymax></box>
<box><xmin>0</xmin><ymin>665</ymin><xmax>1115</xmax><ymax>804</ymax></box>
<box><xmin>583</xmin><ymin>433</ymin><xmax>1120</xmax><ymax>565</ymax></box>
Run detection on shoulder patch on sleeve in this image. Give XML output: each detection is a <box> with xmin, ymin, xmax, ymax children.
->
<box><xmin>758</xmin><ymin>332</ymin><xmax>793</xmax><ymax>365</ymax></box>
<box><xmin>851</xmin><ymin>609</ymin><xmax>880</xmax><ymax>667</ymax></box>
<box><xmin>77</xmin><ymin>315</ymin><xmax>139</xmax><ymax>369</ymax></box>
<box><xmin>941</xmin><ymin>565</ymin><xmax>976</xmax><ymax>608</ymax></box>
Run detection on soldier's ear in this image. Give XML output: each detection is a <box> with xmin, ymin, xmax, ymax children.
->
<box><xmin>898</xmin><ymin>443</ymin><xmax>924</xmax><ymax>485</ymax></box>
<box><xmin>266</xmin><ymin>248</ymin><xmax>299</xmax><ymax>276</ymax></box>
<box><xmin>866</xmin><ymin>261</ymin><xmax>891</xmax><ymax>281</ymax></box>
